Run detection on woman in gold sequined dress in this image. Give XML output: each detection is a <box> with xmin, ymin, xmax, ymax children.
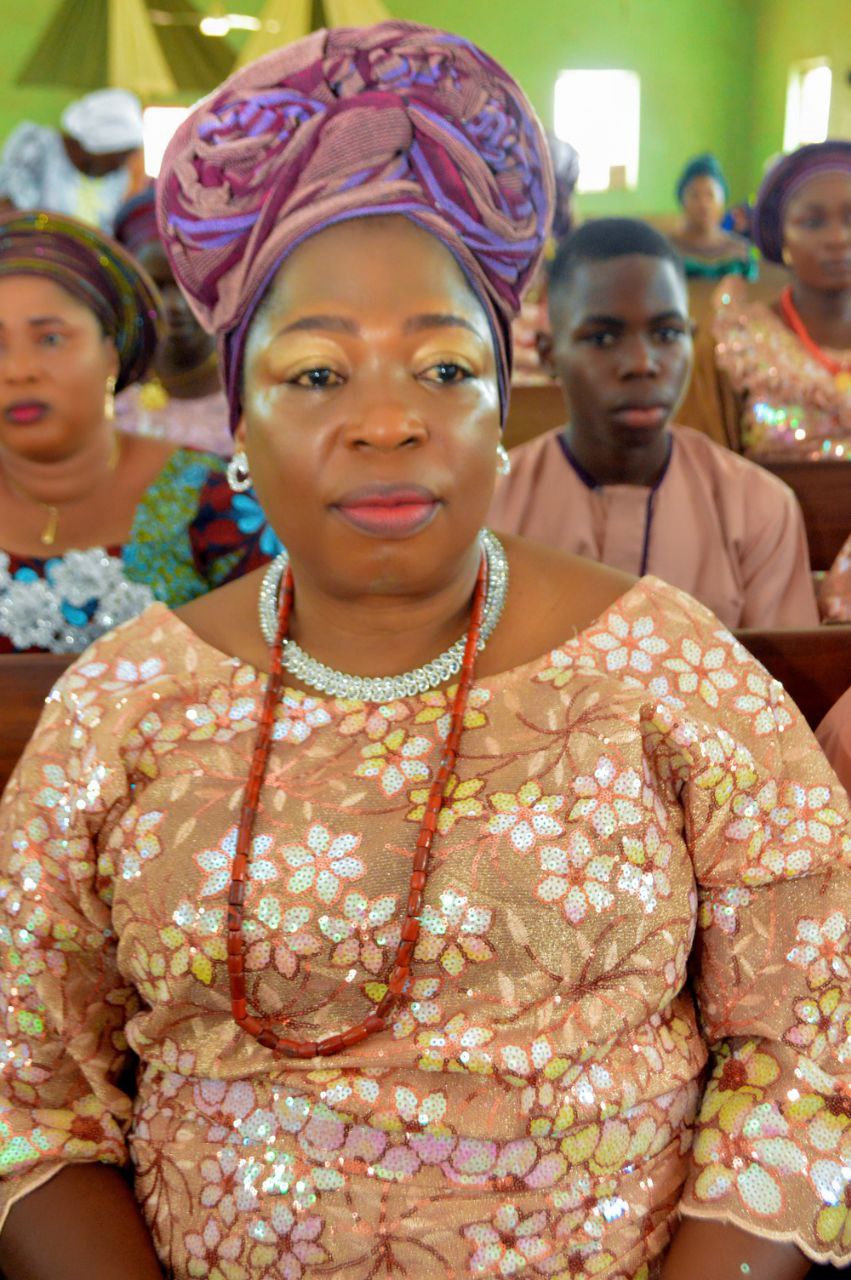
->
<box><xmin>0</xmin><ymin>25</ymin><xmax>848</xmax><ymax>1280</ymax></box>
<box><xmin>713</xmin><ymin>141</ymin><xmax>851</xmax><ymax>461</ymax></box>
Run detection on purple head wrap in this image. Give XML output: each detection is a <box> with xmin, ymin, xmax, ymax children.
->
<box><xmin>156</xmin><ymin>21</ymin><xmax>554</xmax><ymax>431</ymax></box>
<box><xmin>753</xmin><ymin>140</ymin><xmax>851</xmax><ymax>264</ymax></box>
<box><xmin>0</xmin><ymin>210</ymin><xmax>164</xmax><ymax>391</ymax></box>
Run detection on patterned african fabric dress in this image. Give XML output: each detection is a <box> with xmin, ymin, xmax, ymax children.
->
<box><xmin>0</xmin><ymin>578</ymin><xmax>849</xmax><ymax>1279</ymax></box>
<box><xmin>115</xmin><ymin>384</ymin><xmax>232</xmax><ymax>456</ymax></box>
<box><xmin>0</xmin><ymin>447</ymin><xmax>281</xmax><ymax>654</ymax></box>
<box><xmin>714</xmin><ymin>298</ymin><xmax>851</xmax><ymax>461</ymax></box>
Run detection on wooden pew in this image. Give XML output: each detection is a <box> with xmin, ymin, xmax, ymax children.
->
<box><xmin>734</xmin><ymin>626</ymin><xmax>851</xmax><ymax>731</ymax></box>
<box><xmin>760</xmin><ymin>460</ymin><xmax>851</xmax><ymax>572</ymax></box>
<box><xmin>0</xmin><ymin>653</ymin><xmax>72</xmax><ymax>796</ymax></box>
<box><xmin>504</xmin><ymin>383</ymin><xmax>565</xmax><ymax>450</ymax></box>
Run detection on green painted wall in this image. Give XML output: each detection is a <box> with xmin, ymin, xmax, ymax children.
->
<box><xmin>389</xmin><ymin>0</ymin><xmax>758</xmax><ymax>216</ymax></box>
<box><xmin>751</xmin><ymin>0</ymin><xmax>851</xmax><ymax>186</ymax></box>
<box><xmin>3</xmin><ymin>0</ymin><xmax>848</xmax><ymax>215</ymax></box>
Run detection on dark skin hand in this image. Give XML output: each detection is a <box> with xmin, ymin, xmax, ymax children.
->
<box><xmin>0</xmin><ymin>1165</ymin><xmax>163</xmax><ymax>1279</ymax></box>
<box><xmin>542</xmin><ymin>253</ymin><xmax>694</xmax><ymax>488</ymax></box>
<box><xmin>777</xmin><ymin>170</ymin><xmax>851</xmax><ymax>349</ymax></box>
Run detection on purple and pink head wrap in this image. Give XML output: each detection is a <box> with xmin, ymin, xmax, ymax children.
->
<box><xmin>156</xmin><ymin>21</ymin><xmax>554</xmax><ymax>431</ymax></box>
<box><xmin>0</xmin><ymin>210</ymin><xmax>164</xmax><ymax>391</ymax></box>
<box><xmin>754</xmin><ymin>140</ymin><xmax>851</xmax><ymax>264</ymax></box>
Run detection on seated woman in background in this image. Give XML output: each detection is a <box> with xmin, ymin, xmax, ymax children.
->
<box><xmin>511</xmin><ymin>134</ymin><xmax>578</xmax><ymax>384</ymax></box>
<box><xmin>490</xmin><ymin>218</ymin><xmax>818</xmax><ymax>629</ymax></box>
<box><xmin>668</xmin><ymin>153</ymin><xmax>757</xmax><ymax>283</ymax></box>
<box><xmin>113</xmin><ymin>189</ymin><xmax>231</xmax><ymax>455</ymax></box>
<box><xmin>714</xmin><ymin>139</ymin><xmax>851</xmax><ymax>460</ymax></box>
<box><xmin>0</xmin><ymin>211</ymin><xmax>278</xmax><ymax>653</ymax></box>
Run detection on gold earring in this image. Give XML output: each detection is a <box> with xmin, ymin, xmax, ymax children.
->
<box><xmin>104</xmin><ymin>375</ymin><xmax>117</xmax><ymax>422</ymax></box>
<box><xmin>782</xmin><ymin>247</ymin><xmax>793</xmax><ymax>267</ymax></box>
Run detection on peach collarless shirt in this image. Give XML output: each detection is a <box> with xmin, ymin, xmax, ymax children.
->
<box><xmin>489</xmin><ymin>425</ymin><xmax>818</xmax><ymax>630</ymax></box>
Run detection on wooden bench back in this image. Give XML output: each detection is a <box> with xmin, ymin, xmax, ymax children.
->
<box><xmin>734</xmin><ymin>626</ymin><xmax>851</xmax><ymax>731</ymax></box>
<box><xmin>0</xmin><ymin>654</ymin><xmax>72</xmax><ymax>796</ymax></box>
<box><xmin>0</xmin><ymin>630</ymin><xmax>847</xmax><ymax>798</ymax></box>
<box><xmin>760</xmin><ymin>460</ymin><xmax>851</xmax><ymax>572</ymax></box>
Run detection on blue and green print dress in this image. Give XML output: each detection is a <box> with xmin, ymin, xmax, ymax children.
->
<box><xmin>0</xmin><ymin>448</ymin><xmax>281</xmax><ymax>654</ymax></box>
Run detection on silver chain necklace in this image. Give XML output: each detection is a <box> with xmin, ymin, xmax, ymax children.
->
<box><xmin>258</xmin><ymin>529</ymin><xmax>509</xmax><ymax>701</ymax></box>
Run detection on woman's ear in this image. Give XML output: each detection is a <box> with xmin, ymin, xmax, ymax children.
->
<box><xmin>104</xmin><ymin>337</ymin><xmax>120</xmax><ymax>383</ymax></box>
<box><xmin>535</xmin><ymin>329</ymin><xmax>556</xmax><ymax>377</ymax></box>
<box><xmin>233</xmin><ymin>418</ymin><xmax>247</xmax><ymax>450</ymax></box>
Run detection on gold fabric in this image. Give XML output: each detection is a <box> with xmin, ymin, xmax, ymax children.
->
<box><xmin>0</xmin><ymin>580</ymin><xmax>849</xmax><ymax>1278</ymax></box>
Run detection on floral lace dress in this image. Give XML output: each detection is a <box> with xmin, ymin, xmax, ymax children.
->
<box><xmin>0</xmin><ymin>578</ymin><xmax>849</xmax><ymax>1278</ymax></box>
<box><xmin>0</xmin><ymin>447</ymin><xmax>282</xmax><ymax>653</ymax></box>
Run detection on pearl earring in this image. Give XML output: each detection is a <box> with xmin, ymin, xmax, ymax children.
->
<box><xmin>227</xmin><ymin>449</ymin><xmax>252</xmax><ymax>493</ymax></box>
<box><xmin>496</xmin><ymin>443</ymin><xmax>511</xmax><ymax>476</ymax></box>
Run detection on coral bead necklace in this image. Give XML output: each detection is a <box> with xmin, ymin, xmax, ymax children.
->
<box><xmin>780</xmin><ymin>286</ymin><xmax>851</xmax><ymax>393</ymax></box>
<box><xmin>228</xmin><ymin>551</ymin><xmax>488</xmax><ymax>1057</ymax></box>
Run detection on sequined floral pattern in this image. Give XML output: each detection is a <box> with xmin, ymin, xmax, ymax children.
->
<box><xmin>0</xmin><ymin>579</ymin><xmax>849</xmax><ymax>1279</ymax></box>
<box><xmin>714</xmin><ymin>299</ymin><xmax>851</xmax><ymax>460</ymax></box>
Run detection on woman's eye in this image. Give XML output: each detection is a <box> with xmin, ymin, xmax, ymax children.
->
<box><xmin>421</xmin><ymin>362</ymin><xmax>472</xmax><ymax>384</ymax></box>
<box><xmin>39</xmin><ymin>332</ymin><xmax>64</xmax><ymax>348</ymax></box>
<box><xmin>291</xmin><ymin>367</ymin><xmax>343</xmax><ymax>389</ymax></box>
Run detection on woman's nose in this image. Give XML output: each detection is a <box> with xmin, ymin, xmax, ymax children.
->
<box><xmin>346</xmin><ymin>399</ymin><xmax>428</xmax><ymax>449</ymax></box>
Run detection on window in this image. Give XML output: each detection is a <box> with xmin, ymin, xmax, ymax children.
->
<box><xmin>142</xmin><ymin>106</ymin><xmax>191</xmax><ymax>178</ymax></box>
<box><xmin>553</xmin><ymin>70</ymin><xmax>640</xmax><ymax>194</ymax></box>
<box><xmin>783</xmin><ymin>60</ymin><xmax>832</xmax><ymax>151</ymax></box>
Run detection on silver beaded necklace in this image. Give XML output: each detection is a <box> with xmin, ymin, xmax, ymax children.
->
<box><xmin>258</xmin><ymin>529</ymin><xmax>509</xmax><ymax>701</ymax></box>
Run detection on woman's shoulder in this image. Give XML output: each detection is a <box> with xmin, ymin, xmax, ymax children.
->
<box><xmin>481</xmin><ymin>536</ymin><xmax>720</xmax><ymax>679</ymax></box>
<box><xmin>54</xmin><ymin>599</ymin><xmax>228</xmax><ymax>700</ymax></box>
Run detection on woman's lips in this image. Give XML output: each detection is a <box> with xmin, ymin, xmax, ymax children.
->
<box><xmin>3</xmin><ymin>402</ymin><xmax>49</xmax><ymax>425</ymax></box>
<box><xmin>333</xmin><ymin>485</ymin><xmax>441</xmax><ymax>538</ymax></box>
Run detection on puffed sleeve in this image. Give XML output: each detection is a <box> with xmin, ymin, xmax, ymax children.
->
<box><xmin>640</xmin><ymin>584</ymin><xmax>851</xmax><ymax>1265</ymax></box>
<box><xmin>0</xmin><ymin>123</ymin><xmax>53</xmax><ymax>208</ymax></box>
<box><xmin>0</xmin><ymin>657</ymin><xmax>137</xmax><ymax>1230</ymax></box>
<box><xmin>188</xmin><ymin>470</ymin><xmax>282</xmax><ymax>588</ymax></box>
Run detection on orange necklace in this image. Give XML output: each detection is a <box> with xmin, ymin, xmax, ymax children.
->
<box><xmin>779</xmin><ymin>286</ymin><xmax>851</xmax><ymax>393</ymax></box>
<box><xmin>228</xmin><ymin>554</ymin><xmax>487</xmax><ymax>1057</ymax></box>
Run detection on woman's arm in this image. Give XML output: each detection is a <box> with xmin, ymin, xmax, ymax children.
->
<box><xmin>0</xmin><ymin>1165</ymin><xmax>163</xmax><ymax>1280</ymax></box>
<box><xmin>660</xmin><ymin>1218</ymin><xmax>811</xmax><ymax>1280</ymax></box>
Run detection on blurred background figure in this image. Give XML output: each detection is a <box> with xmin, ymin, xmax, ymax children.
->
<box><xmin>0</xmin><ymin>211</ymin><xmax>277</xmax><ymax>653</ymax></box>
<box><xmin>0</xmin><ymin>88</ymin><xmax>146</xmax><ymax>234</ymax></box>
<box><xmin>511</xmin><ymin>132</ymin><xmax>579</xmax><ymax>384</ymax></box>
<box><xmin>669</xmin><ymin>152</ymin><xmax>757</xmax><ymax>282</ymax></box>
<box><xmin>713</xmin><ymin>139</ymin><xmax>851</xmax><ymax>460</ymax></box>
<box><xmin>113</xmin><ymin>189</ymin><xmax>230</xmax><ymax>455</ymax></box>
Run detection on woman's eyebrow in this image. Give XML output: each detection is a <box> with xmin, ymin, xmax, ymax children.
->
<box><xmin>402</xmin><ymin>313</ymin><xmax>480</xmax><ymax>335</ymax></box>
<box><xmin>278</xmin><ymin>314</ymin><xmax>360</xmax><ymax>335</ymax></box>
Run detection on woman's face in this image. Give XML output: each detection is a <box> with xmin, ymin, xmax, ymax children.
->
<box><xmin>136</xmin><ymin>241</ymin><xmax>215</xmax><ymax>371</ymax></box>
<box><xmin>681</xmin><ymin>174</ymin><xmax>725</xmax><ymax>234</ymax></box>
<box><xmin>239</xmin><ymin>216</ymin><xmax>501</xmax><ymax>600</ymax></box>
<box><xmin>782</xmin><ymin>171</ymin><xmax>851</xmax><ymax>291</ymax></box>
<box><xmin>0</xmin><ymin>274</ymin><xmax>119</xmax><ymax>462</ymax></box>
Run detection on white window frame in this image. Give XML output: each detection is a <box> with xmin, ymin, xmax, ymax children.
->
<box><xmin>553</xmin><ymin>70</ymin><xmax>640</xmax><ymax>194</ymax></box>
